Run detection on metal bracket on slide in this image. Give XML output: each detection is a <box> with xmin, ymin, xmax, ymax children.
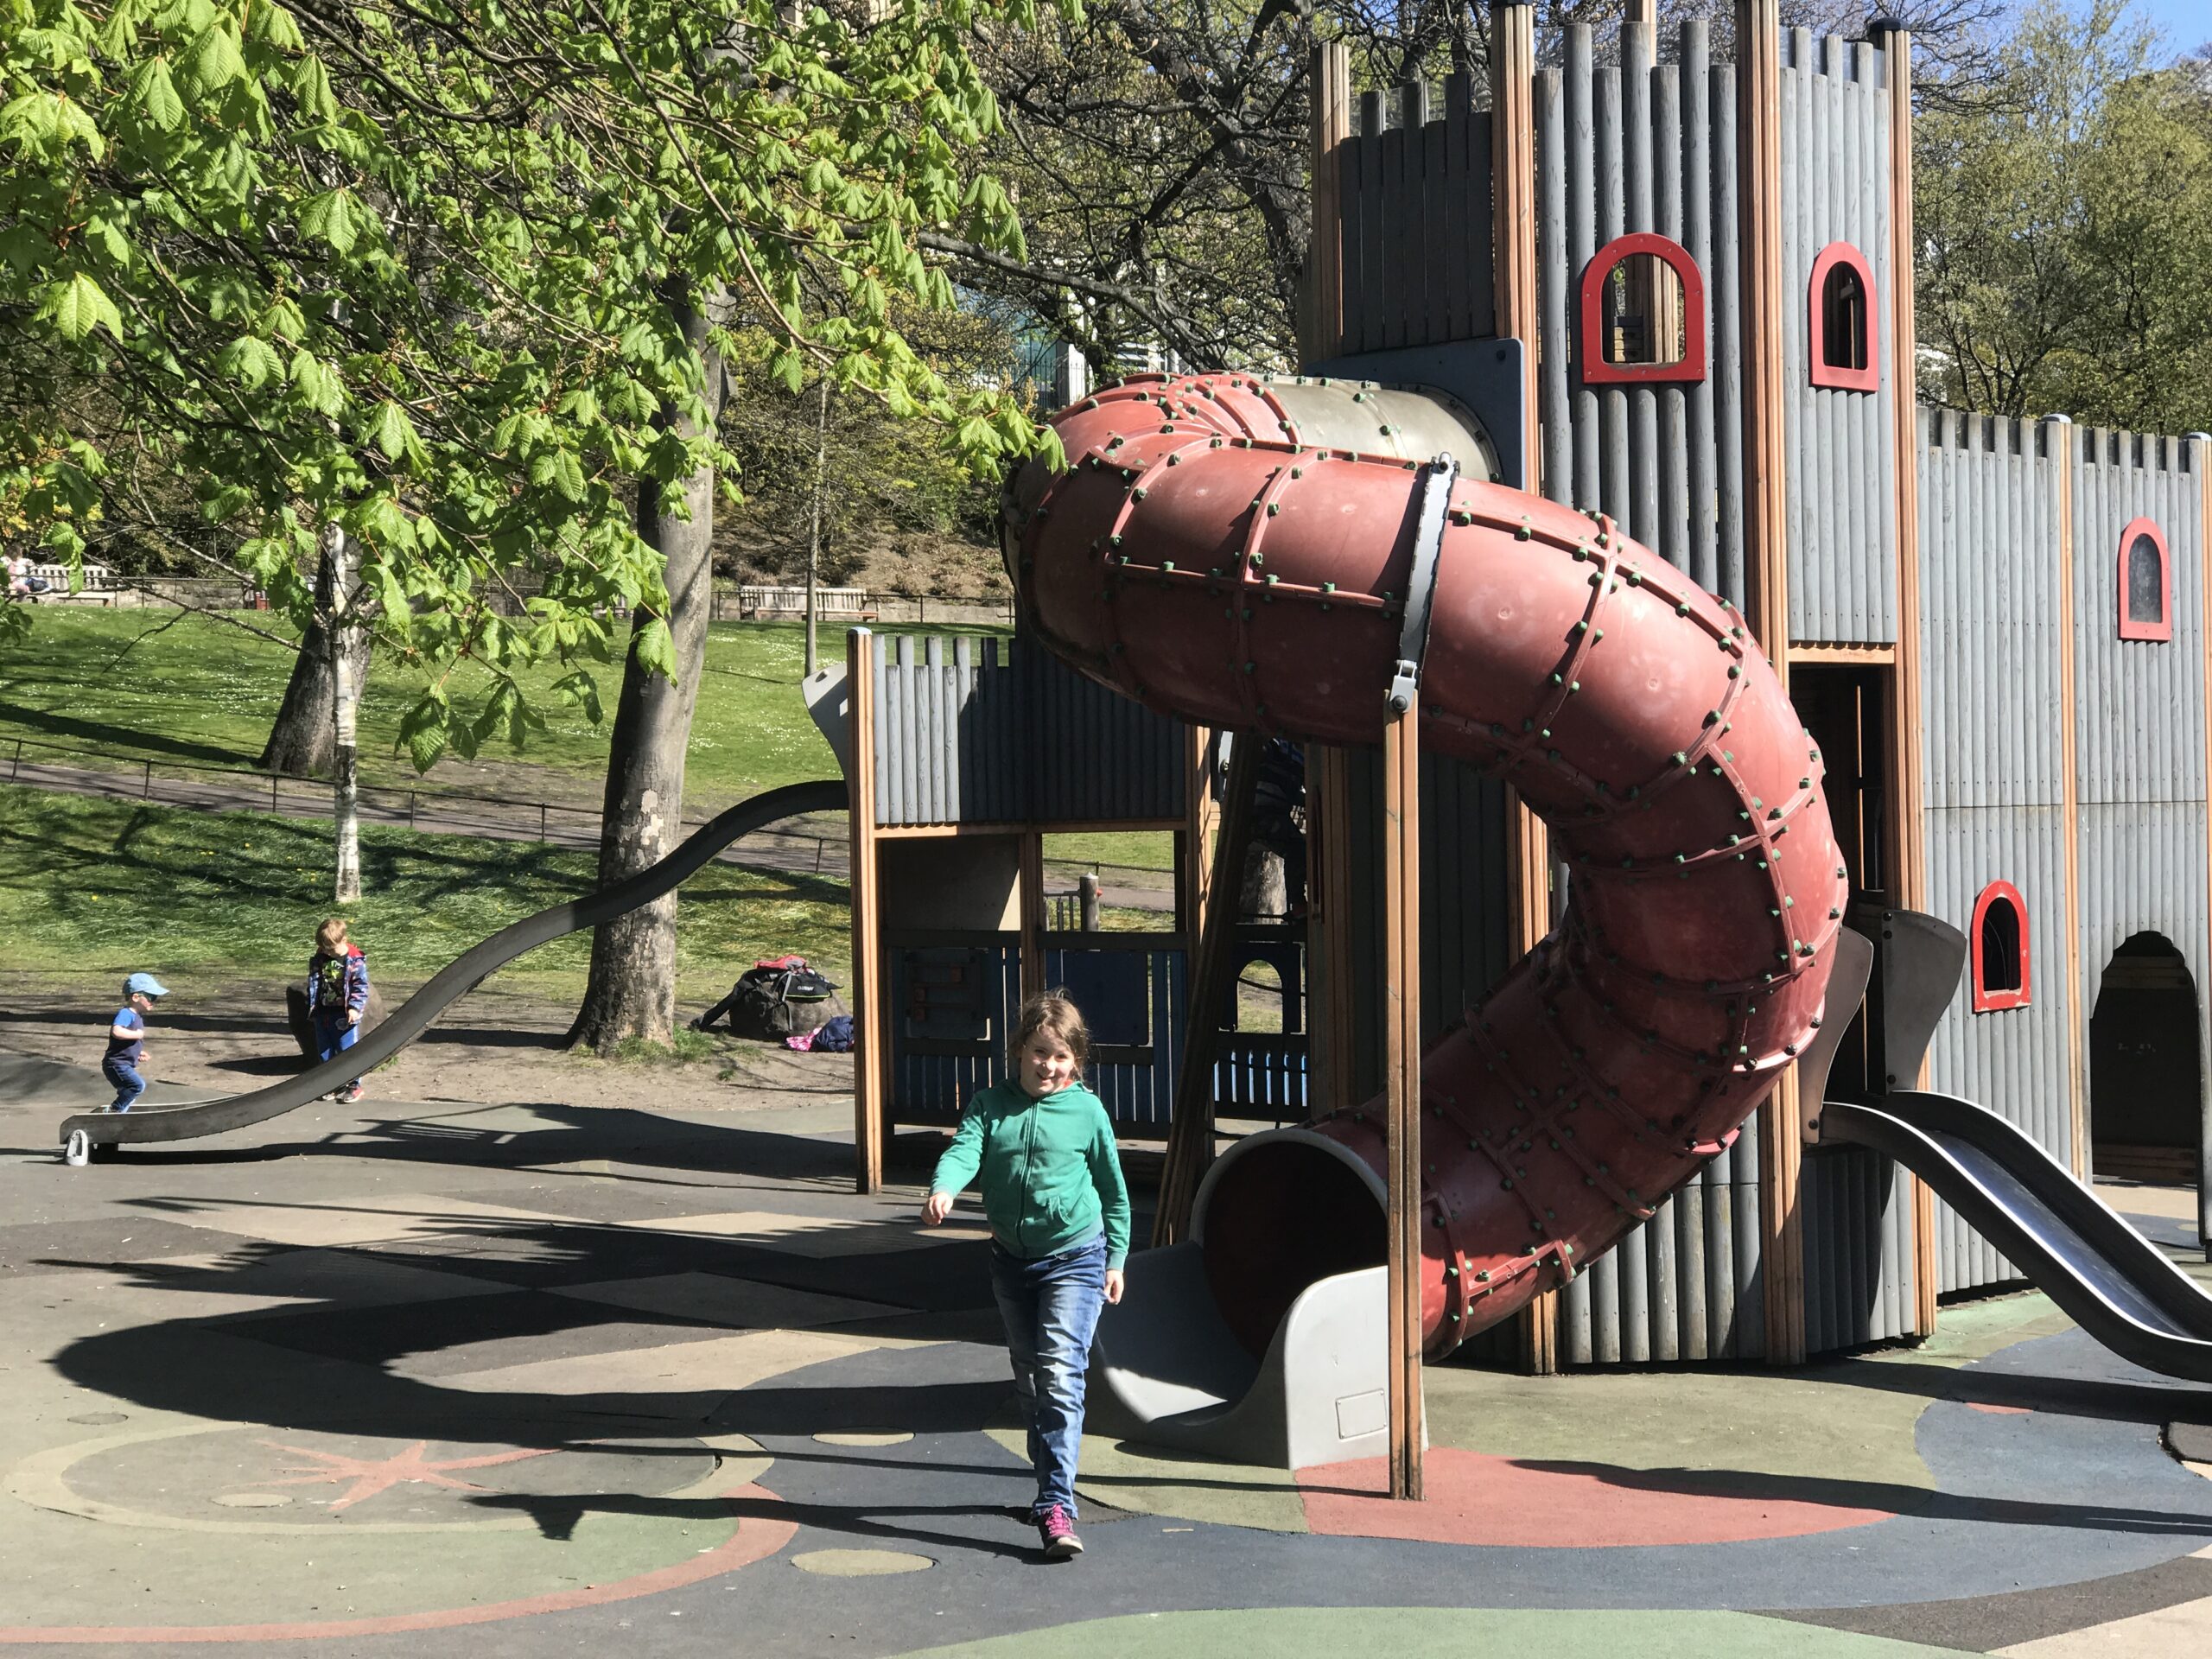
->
<box><xmin>1385</xmin><ymin>452</ymin><xmax>1459</xmax><ymax>714</ymax></box>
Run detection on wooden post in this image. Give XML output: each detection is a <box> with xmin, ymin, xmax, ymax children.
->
<box><xmin>1019</xmin><ymin>830</ymin><xmax>1046</xmax><ymax>1002</ymax></box>
<box><xmin>1493</xmin><ymin>0</ymin><xmax>1559</xmax><ymax>1376</ymax></box>
<box><xmin>1304</xmin><ymin>41</ymin><xmax>1352</xmax><ymax>362</ymax></box>
<box><xmin>1736</xmin><ymin>0</ymin><xmax>1804</xmax><ymax>1365</ymax></box>
<box><xmin>2194</xmin><ymin>430</ymin><xmax>2212</xmax><ymax>1257</ymax></box>
<box><xmin>1306</xmin><ymin>745</ymin><xmax>1360</xmax><ymax>1119</ymax></box>
<box><xmin>1154</xmin><ymin>737</ymin><xmax>1263</xmax><ymax>1244</ymax></box>
<box><xmin>1871</xmin><ymin>17</ymin><xmax>1938</xmax><ymax>1336</ymax></box>
<box><xmin>1181</xmin><ymin>724</ymin><xmax>1219</xmax><ymax>941</ymax></box>
<box><xmin>2045</xmin><ymin>415</ymin><xmax>2085</xmax><ymax>1193</ymax></box>
<box><xmin>848</xmin><ymin>628</ymin><xmax>887</xmax><ymax>1194</ymax></box>
<box><xmin>1383</xmin><ymin>698</ymin><xmax>1425</xmax><ymax>1501</ymax></box>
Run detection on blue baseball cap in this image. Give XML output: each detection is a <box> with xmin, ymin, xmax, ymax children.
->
<box><xmin>124</xmin><ymin>972</ymin><xmax>169</xmax><ymax>998</ymax></box>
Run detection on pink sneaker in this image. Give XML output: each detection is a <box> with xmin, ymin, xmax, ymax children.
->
<box><xmin>340</xmin><ymin>1084</ymin><xmax>365</xmax><ymax>1103</ymax></box>
<box><xmin>1036</xmin><ymin>1504</ymin><xmax>1082</xmax><ymax>1559</ymax></box>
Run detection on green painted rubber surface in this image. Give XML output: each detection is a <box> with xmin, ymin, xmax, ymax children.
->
<box><xmin>887</xmin><ymin>1608</ymin><xmax>1978</xmax><ymax>1658</ymax></box>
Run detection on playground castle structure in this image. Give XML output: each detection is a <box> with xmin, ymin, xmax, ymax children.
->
<box><xmin>57</xmin><ymin>6</ymin><xmax>2212</xmax><ymax>1452</ymax></box>
<box><xmin>842</xmin><ymin>3</ymin><xmax>2212</xmax><ymax>1382</ymax></box>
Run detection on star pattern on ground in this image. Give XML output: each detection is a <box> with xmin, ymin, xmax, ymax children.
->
<box><xmin>254</xmin><ymin>1440</ymin><xmax>556</xmax><ymax>1511</ymax></box>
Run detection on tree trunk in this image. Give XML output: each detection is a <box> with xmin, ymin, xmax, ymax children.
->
<box><xmin>260</xmin><ymin>597</ymin><xmax>372</xmax><ymax>778</ymax></box>
<box><xmin>566</xmin><ymin>286</ymin><xmax>727</xmax><ymax>1051</ymax></box>
<box><xmin>327</xmin><ymin>524</ymin><xmax>362</xmax><ymax>902</ymax></box>
<box><xmin>804</xmin><ymin>376</ymin><xmax>829</xmax><ymax>677</ymax></box>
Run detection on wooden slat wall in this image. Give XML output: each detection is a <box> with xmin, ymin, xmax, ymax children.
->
<box><xmin>1332</xmin><ymin>77</ymin><xmax>1496</xmax><ymax>353</ymax></box>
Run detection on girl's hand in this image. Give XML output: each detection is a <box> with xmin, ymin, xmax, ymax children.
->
<box><xmin>1103</xmin><ymin>1269</ymin><xmax>1125</xmax><ymax>1306</ymax></box>
<box><xmin>923</xmin><ymin>1191</ymin><xmax>954</xmax><ymax>1225</ymax></box>
<box><xmin>347</xmin><ymin>1009</ymin><xmax>361</xmax><ymax>1027</ymax></box>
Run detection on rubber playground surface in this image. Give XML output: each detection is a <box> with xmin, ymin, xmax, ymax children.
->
<box><xmin>3</xmin><ymin>1052</ymin><xmax>2209</xmax><ymax>1658</ymax></box>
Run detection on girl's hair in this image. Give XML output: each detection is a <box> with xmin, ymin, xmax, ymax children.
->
<box><xmin>315</xmin><ymin>918</ymin><xmax>349</xmax><ymax>953</ymax></box>
<box><xmin>1009</xmin><ymin>991</ymin><xmax>1090</xmax><ymax>1076</ymax></box>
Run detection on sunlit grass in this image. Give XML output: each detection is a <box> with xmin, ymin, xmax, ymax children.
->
<box><xmin>0</xmin><ymin>608</ymin><xmax>1005</xmax><ymax>811</ymax></box>
<box><xmin>0</xmin><ymin>785</ymin><xmax>851</xmax><ymax>1002</ymax></box>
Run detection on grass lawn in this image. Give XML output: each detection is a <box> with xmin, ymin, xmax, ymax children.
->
<box><xmin>0</xmin><ymin>785</ymin><xmax>851</xmax><ymax>1003</ymax></box>
<box><xmin>0</xmin><ymin>607</ymin><xmax>987</xmax><ymax>808</ymax></box>
<box><xmin>2</xmin><ymin>608</ymin><xmax>1178</xmax><ymax>877</ymax></box>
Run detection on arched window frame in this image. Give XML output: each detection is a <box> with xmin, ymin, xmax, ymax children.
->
<box><xmin>2115</xmin><ymin>516</ymin><xmax>2173</xmax><ymax>642</ymax></box>
<box><xmin>1808</xmin><ymin>242</ymin><xmax>1879</xmax><ymax>392</ymax></box>
<box><xmin>1577</xmin><ymin>232</ymin><xmax>1707</xmax><ymax>387</ymax></box>
<box><xmin>1970</xmin><ymin>880</ymin><xmax>2031</xmax><ymax>1013</ymax></box>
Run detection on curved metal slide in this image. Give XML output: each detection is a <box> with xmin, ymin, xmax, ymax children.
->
<box><xmin>1824</xmin><ymin>1090</ymin><xmax>2212</xmax><ymax>1384</ymax></box>
<box><xmin>56</xmin><ymin>779</ymin><xmax>847</xmax><ymax>1153</ymax></box>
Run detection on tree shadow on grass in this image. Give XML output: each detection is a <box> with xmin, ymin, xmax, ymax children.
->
<box><xmin>0</xmin><ymin>699</ymin><xmax>253</xmax><ymax>767</ymax></box>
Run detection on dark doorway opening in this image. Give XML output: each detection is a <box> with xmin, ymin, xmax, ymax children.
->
<box><xmin>1793</xmin><ymin>663</ymin><xmax>1893</xmax><ymax>1100</ymax></box>
<box><xmin>2090</xmin><ymin>931</ymin><xmax>2203</xmax><ymax>1182</ymax></box>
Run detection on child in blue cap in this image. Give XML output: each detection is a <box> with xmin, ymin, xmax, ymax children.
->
<box><xmin>103</xmin><ymin>972</ymin><xmax>168</xmax><ymax>1112</ymax></box>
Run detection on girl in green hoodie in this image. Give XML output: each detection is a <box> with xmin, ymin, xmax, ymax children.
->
<box><xmin>924</xmin><ymin>992</ymin><xmax>1129</xmax><ymax>1560</ymax></box>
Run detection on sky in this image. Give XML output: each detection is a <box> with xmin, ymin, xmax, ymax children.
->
<box><xmin>2130</xmin><ymin>0</ymin><xmax>2209</xmax><ymax>58</ymax></box>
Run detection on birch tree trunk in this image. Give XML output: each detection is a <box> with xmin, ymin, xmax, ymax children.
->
<box><xmin>261</xmin><ymin>598</ymin><xmax>372</xmax><ymax>777</ymax></box>
<box><xmin>565</xmin><ymin>286</ymin><xmax>727</xmax><ymax>1050</ymax></box>
<box><xmin>804</xmin><ymin>376</ymin><xmax>829</xmax><ymax>677</ymax></box>
<box><xmin>327</xmin><ymin>523</ymin><xmax>362</xmax><ymax>902</ymax></box>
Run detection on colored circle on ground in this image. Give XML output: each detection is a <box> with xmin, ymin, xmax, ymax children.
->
<box><xmin>35</xmin><ymin>1422</ymin><xmax>717</xmax><ymax>1533</ymax></box>
<box><xmin>1300</xmin><ymin>1446</ymin><xmax>1893</xmax><ymax>1547</ymax></box>
<box><xmin>813</xmin><ymin>1431</ymin><xmax>914</xmax><ymax>1447</ymax></box>
<box><xmin>791</xmin><ymin>1548</ymin><xmax>933</xmax><ymax>1576</ymax></box>
<box><xmin>880</xmin><ymin>1607</ymin><xmax>1969</xmax><ymax>1658</ymax></box>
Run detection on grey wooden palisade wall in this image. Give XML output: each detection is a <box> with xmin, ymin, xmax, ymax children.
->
<box><xmin>868</xmin><ymin>633</ymin><xmax>1187</xmax><ymax>826</ymax></box>
<box><xmin>1916</xmin><ymin>411</ymin><xmax>2075</xmax><ymax>1294</ymax></box>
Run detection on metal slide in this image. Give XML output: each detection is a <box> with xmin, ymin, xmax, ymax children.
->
<box><xmin>1823</xmin><ymin>1090</ymin><xmax>2212</xmax><ymax>1384</ymax></box>
<box><xmin>55</xmin><ymin>779</ymin><xmax>847</xmax><ymax>1157</ymax></box>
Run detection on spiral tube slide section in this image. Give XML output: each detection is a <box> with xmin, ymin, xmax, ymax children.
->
<box><xmin>56</xmin><ymin>780</ymin><xmax>848</xmax><ymax>1152</ymax></box>
<box><xmin>1005</xmin><ymin>372</ymin><xmax>1847</xmax><ymax>1357</ymax></box>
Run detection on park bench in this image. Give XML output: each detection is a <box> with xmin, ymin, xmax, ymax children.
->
<box><xmin>734</xmin><ymin>583</ymin><xmax>877</xmax><ymax>621</ymax></box>
<box><xmin>23</xmin><ymin>563</ymin><xmax>120</xmax><ymax>605</ymax></box>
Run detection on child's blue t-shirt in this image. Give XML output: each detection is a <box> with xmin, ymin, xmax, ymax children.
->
<box><xmin>105</xmin><ymin>1007</ymin><xmax>143</xmax><ymax>1063</ymax></box>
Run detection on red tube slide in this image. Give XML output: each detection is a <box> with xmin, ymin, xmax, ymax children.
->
<box><xmin>1004</xmin><ymin>372</ymin><xmax>1845</xmax><ymax>1356</ymax></box>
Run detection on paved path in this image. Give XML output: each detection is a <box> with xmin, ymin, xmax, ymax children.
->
<box><xmin>3</xmin><ymin>755</ymin><xmax>1178</xmax><ymax>911</ymax></box>
<box><xmin>3</xmin><ymin>1048</ymin><xmax>2209</xmax><ymax>1657</ymax></box>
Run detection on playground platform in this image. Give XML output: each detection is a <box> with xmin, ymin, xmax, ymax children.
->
<box><xmin>3</xmin><ymin>1055</ymin><xmax>2209</xmax><ymax>1658</ymax></box>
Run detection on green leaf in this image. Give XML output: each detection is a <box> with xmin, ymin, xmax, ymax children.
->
<box><xmin>218</xmin><ymin>334</ymin><xmax>282</xmax><ymax>389</ymax></box>
<box><xmin>129</xmin><ymin>59</ymin><xmax>185</xmax><ymax>130</ymax></box>
<box><xmin>360</xmin><ymin>399</ymin><xmax>417</xmax><ymax>463</ymax></box>
<box><xmin>397</xmin><ymin>696</ymin><xmax>450</xmax><ymax>772</ymax></box>
<box><xmin>290</xmin><ymin>55</ymin><xmax>340</xmax><ymax>125</ymax></box>
<box><xmin>551</xmin><ymin>670</ymin><xmax>604</xmax><ymax>724</ymax></box>
<box><xmin>551</xmin><ymin>449</ymin><xmax>586</xmax><ymax>502</ymax></box>
<box><xmin>178</xmin><ymin>21</ymin><xmax>245</xmax><ymax>98</ymax></box>
<box><xmin>633</xmin><ymin>615</ymin><xmax>677</xmax><ymax>682</ymax></box>
<box><xmin>35</xmin><ymin>272</ymin><xmax>124</xmax><ymax>342</ymax></box>
<box><xmin>297</xmin><ymin>188</ymin><xmax>360</xmax><ymax>255</ymax></box>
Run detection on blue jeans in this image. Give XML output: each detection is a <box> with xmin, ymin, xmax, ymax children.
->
<box><xmin>315</xmin><ymin>1019</ymin><xmax>359</xmax><ymax>1088</ymax></box>
<box><xmin>102</xmin><ymin>1058</ymin><xmax>144</xmax><ymax>1112</ymax></box>
<box><xmin>988</xmin><ymin>1232</ymin><xmax>1107</xmax><ymax>1521</ymax></box>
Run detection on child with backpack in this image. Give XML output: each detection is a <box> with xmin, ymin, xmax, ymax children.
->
<box><xmin>308</xmin><ymin>918</ymin><xmax>370</xmax><ymax>1103</ymax></box>
<box><xmin>923</xmin><ymin>992</ymin><xmax>1128</xmax><ymax>1560</ymax></box>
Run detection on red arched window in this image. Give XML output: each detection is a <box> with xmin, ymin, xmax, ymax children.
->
<box><xmin>1970</xmin><ymin>880</ymin><xmax>2031</xmax><ymax>1012</ymax></box>
<box><xmin>1578</xmin><ymin>232</ymin><xmax>1707</xmax><ymax>387</ymax></box>
<box><xmin>1808</xmin><ymin>243</ymin><xmax>1879</xmax><ymax>391</ymax></box>
<box><xmin>2115</xmin><ymin>517</ymin><xmax>2172</xmax><ymax>642</ymax></box>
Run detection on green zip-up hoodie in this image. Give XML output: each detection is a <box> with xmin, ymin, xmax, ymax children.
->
<box><xmin>930</xmin><ymin>1080</ymin><xmax>1130</xmax><ymax>1268</ymax></box>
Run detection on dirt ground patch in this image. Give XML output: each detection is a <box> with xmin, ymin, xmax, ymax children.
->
<box><xmin>0</xmin><ymin>975</ymin><xmax>852</xmax><ymax>1116</ymax></box>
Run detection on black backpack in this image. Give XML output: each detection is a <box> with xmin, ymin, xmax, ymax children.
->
<box><xmin>697</xmin><ymin>960</ymin><xmax>845</xmax><ymax>1040</ymax></box>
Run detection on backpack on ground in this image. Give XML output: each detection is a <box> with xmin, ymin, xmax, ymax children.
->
<box><xmin>693</xmin><ymin>957</ymin><xmax>845</xmax><ymax>1041</ymax></box>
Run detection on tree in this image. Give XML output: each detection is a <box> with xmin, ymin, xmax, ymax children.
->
<box><xmin>1916</xmin><ymin>0</ymin><xmax>2212</xmax><ymax>428</ymax></box>
<box><xmin>567</xmin><ymin>287</ymin><xmax>726</xmax><ymax>1050</ymax></box>
<box><xmin>3</xmin><ymin>0</ymin><xmax>1052</xmax><ymax>913</ymax></box>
